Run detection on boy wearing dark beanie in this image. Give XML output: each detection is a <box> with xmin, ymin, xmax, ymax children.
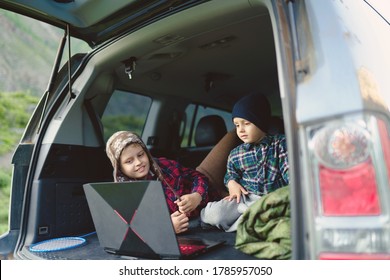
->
<box><xmin>200</xmin><ymin>93</ymin><xmax>289</xmax><ymax>232</ymax></box>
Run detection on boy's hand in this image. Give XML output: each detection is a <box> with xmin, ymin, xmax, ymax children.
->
<box><xmin>171</xmin><ymin>211</ymin><xmax>189</xmax><ymax>234</ymax></box>
<box><xmin>175</xmin><ymin>192</ymin><xmax>202</xmax><ymax>214</ymax></box>
<box><xmin>225</xmin><ymin>180</ymin><xmax>248</xmax><ymax>203</ymax></box>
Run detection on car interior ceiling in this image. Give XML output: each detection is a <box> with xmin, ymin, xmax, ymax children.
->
<box><xmin>83</xmin><ymin>1</ymin><xmax>280</xmax><ymax>112</ymax></box>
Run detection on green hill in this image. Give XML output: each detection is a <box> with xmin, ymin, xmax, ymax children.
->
<box><xmin>0</xmin><ymin>91</ymin><xmax>39</xmax><ymax>154</ymax></box>
<box><xmin>0</xmin><ymin>10</ymin><xmax>90</xmax><ymax>97</ymax></box>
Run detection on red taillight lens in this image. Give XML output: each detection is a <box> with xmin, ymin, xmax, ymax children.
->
<box><xmin>319</xmin><ymin>161</ymin><xmax>380</xmax><ymax>215</ymax></box>
<box><xmin>305</xmin><ymin>114</ymin><xmax>390</xmax><ymax>259</ymax></box>
<box><xmin>310</xmin><ymin>120</ymin><xmax>381</xmax><ymax>216</ymax></box>
<box><xmin>378</xmin><ymin>118</ymin><xmax>390</xmax><ymax>185</ymax></box>
<box><xmin>319</xmin><ymin>253</ymin><xmax>390</xmax><ymax>260</ymax></box>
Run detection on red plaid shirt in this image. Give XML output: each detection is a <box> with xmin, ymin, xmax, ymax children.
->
<box><xmin>145</xmin><ymin>157</ymin><xmax>209</xmax><ymax>217</ymax></box>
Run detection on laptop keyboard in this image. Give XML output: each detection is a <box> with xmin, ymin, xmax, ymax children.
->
<box><xmin>179</xmin><ymin>244</ymin><xmax>207</xmax><ymax>256</ymax></box>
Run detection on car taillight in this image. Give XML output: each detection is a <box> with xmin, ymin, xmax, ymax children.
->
<box><xmin>304</xmin><ymin>113</ymin><xmax>390</xmax><ymax>259</ymax></box>
<box><xmin>378</xmin><ymin>118</ymin><xmax>390</xmax><ymax>186</ymax></box>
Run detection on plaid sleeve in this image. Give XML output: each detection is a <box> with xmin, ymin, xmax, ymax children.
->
<box><xmin>278</xmin><ymin>136</ymin><xmax>289</xmax><ymax>185</ymax></box>
<box><xmin>224</xmin><ymin>146</ymin><xmax>242</xmax><ymax>186</ymax></box>
<box><xmin>178</xmin><ymin>162</ymin><xmax>209</xmax><ymax>201</ymax></box>
<box><xmin>157</xmin><ymin>158</ymin><xmax>209</xmax><ymax>201</ymax></box>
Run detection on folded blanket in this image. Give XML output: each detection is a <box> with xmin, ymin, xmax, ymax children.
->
<box><xmin>235</xmin><ymin>186</ymin><xmax>291</xmax><ymax>259</ymax></box>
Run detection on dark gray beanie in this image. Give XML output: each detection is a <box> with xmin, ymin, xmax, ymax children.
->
<box><xmin>231</xmin><ymin>93</ymin><xmax>271</xmax><ymax>132</ymax></box>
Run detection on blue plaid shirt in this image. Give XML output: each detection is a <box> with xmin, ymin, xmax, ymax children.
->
<box><xmin>224</xmin><ymin>134</ymin><xmax>289</xmax><ymax>196</ymax></box>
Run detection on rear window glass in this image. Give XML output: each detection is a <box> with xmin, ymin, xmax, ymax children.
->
<box><xmin>102</xmin><ymin>90</ymin><xmax>151</xmax><ymax>142</ymax></box>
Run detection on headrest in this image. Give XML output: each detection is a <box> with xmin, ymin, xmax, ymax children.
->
<box><xmin>267</xmin><ymin>116</ymin><xmax>285</xmax><ymax>135</ymax></box>
<box><xmin>195</xmin><ymin>115</ymin><xmax>227</xmax><ymax>147</ymax></box>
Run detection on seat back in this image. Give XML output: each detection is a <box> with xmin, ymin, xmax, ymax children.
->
<box><xmin>177</xmin><ymin>115</ymin><xmax>227</xmax><ymax>169</ymax></box>
<box><xmin>195</xmin><ymin>115</ymin><xmax>227</xmax><ymax>147</ymax></box>
<box><xmin>267</xmin><ymin>116</ymin><xmax>285</xmax><ymax>135</ymax></box>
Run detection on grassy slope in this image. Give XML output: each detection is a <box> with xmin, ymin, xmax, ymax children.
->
<box><xmin>0</xmin><ymin>170</ymin><xmax>11</xmax><ymax>235</ymax></box>
<box><xmin>0</xmin><ymin>10</ymin><xmax>90</xmax><ymax>97</ymax></box>
<box><xmin>0</xmin><ymin>11</ymin><xmax>61</xmax><ymax>97</ymax></box>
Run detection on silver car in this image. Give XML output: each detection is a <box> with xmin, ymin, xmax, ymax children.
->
<box><xmin>0</xmin><ymin>0</ymin><xmax>389</xmax><ymax>260</ymax></box>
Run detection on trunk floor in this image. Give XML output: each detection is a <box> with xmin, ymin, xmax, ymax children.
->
<box><xmin>23</xmin><ymin>225</ymin><xmax>255</xmax><ymax>260</ymax></box>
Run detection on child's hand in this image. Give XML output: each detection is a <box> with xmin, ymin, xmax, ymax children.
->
<box><xmin>175</xmin><ymin>192</ymin><xmax>202</xmax><ymax>214</ymax></box>
<box><xmin>225</xmin><ymin>180</ymin><xmax>248</xmax><ymax>203</ymax></box>
<box><xmin>171</xmin><ymin>211</ymin><xmax>189</xmax><ymax>234</ymax></box>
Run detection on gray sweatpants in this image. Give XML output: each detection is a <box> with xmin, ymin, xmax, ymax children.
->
<box><xmin>200</xmin><ymin>193</ymin><xmax>261</xmax><ymax>232</ymax></box>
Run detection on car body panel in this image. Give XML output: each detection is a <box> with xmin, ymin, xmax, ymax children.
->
<box><xmin>296</xmin><ymin>0</ymin><xmax>390</xmax><ymax>123</ymax></box>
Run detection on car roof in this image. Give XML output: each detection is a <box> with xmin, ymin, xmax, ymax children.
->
<box><xmin>0</xmin><ymin>0</ymin><xmax>206</xmax><ymax>47</ymax></box>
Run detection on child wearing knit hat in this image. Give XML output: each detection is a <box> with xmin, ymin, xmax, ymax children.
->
<box><xmin>200</xmin><ymin>92</ymin><xmax>289</xmax><ymax>232</ymax></box>
<box><xmin>106</xmin><ymin>131</ymin><xmax>209</xmax><ymax>234</ymax></box>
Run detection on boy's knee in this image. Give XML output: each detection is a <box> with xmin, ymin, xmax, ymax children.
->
<box><xmin>200</xmin><ymin>200</ymin><xmax>239</xmax><ymax>226</ymax></box>
<box><xmin>200</xmin><ymin>202</ymin><xmax>223</xmax><ymax>225</ymax></box>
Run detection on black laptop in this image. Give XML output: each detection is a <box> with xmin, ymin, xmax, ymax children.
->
<box><xmin>83</xmin><ymin>181</ymin><xmax>225</xmax><ymax>259</ymax></box>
